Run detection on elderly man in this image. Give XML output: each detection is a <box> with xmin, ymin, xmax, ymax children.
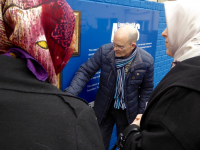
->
<box><xmin>65</xmin><ymin>25</ymin><xmax>154</xmax><ymax>150</ymax></box>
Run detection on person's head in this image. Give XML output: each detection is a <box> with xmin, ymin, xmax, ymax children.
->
<box><xmin>113</xmin><ymin>25</ymin><xmax>138</xmax><ymax>58</ymax></box>
<box><xmin>162</xmin><ymin>0</ymin><xmax>200</xmax><ymax>61</ymax></box>
<box><xmin>0</xmin><ymin>0</ymin><xmax>76</xmax><ymax>86</ymax></box>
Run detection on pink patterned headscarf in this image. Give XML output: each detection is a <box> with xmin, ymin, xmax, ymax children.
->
<box><xmin>0</xmin><ymin>0</ymin><xmax>76</xmax><ymax>86</ymax></box>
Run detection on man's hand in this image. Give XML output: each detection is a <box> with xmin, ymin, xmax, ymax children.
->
<box><xmin>131</xmin><ymin>114</ymin><xmax>143</xmax><ymax>127</ymax></box>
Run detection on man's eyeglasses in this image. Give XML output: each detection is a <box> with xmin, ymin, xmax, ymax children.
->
<box><xmin>113</xmin><ymin>43</ymin><xmax>131</xmax><ymax>50</ymax></box>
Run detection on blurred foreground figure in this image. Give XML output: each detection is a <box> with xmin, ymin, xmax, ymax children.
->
<box><xmin>114</xmin><ymin>0</ymin><xmax>200</xmax><ymax>149</ymax></box>
<box><xmin>0</xmin><ymin>0</ymin><xmax>104</xmax><ymax>149</ymax></box>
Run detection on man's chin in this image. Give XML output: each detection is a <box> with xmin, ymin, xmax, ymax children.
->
<box><xmin>115</xmin><ymin>53</ymin><xmax>121</xmax><ymax>57</ymax></box>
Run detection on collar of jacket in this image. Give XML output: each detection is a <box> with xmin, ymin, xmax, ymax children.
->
<box><xmin>106</xmin><ymin>46</ymin><xmax>143</xmax><ymax>73</ymax></box>
<box><xmin>129</xmin><ymin>47</ymin><xmax>143</xmax><ymax>73</ymax></box>
<box><xmin>106</xmin><ymin>45</ymin><xmax>116</xmax><ymax>75</ymax></box>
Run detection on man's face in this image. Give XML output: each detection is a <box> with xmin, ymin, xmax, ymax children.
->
<box><xmin>113</xmin><ymin>32</ymin><xmax>135</xmax><ymax>58</ymax></box>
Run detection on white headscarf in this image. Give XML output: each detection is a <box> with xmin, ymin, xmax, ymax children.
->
<box><xmin>164</xmin><ymin>0</ymin><xmax>200</xmax><ymax>62</ymax></box>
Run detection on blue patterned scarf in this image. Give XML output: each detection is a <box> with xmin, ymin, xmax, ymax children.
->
<box><xmin>114</xmin><ymin>48</ymin><xmax>137</xmax><ymax>109</ymax></box>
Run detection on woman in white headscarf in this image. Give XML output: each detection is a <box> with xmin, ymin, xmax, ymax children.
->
<box><xmin>113</xmin><ymin>0</ymin><xmax>200</xmax><ymax>150</ymax></box>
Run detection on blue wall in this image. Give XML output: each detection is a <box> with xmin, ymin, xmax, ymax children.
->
<box><xmin>64</xmin><ymin>0</ymin><xmax>173</xmax><ymax>149</ymax></box>
<box><xmin>72</xmin><ymin>0</ymin><xmax>173</xmax><ymax>88</ymax></box>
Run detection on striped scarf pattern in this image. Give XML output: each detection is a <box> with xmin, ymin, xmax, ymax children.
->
<box><xmin>114</xmin><ymin>49</ymin><xmax>137</xmax><ymax>109</ymax></box>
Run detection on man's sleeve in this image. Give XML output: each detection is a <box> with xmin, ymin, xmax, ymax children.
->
<box><xmin>138</xmin><ymin>58</ymin><xmax>154</xmax><ymax>114</ymax></box>
<box><xmin>64</xmin><ymin>47</ymin><xmax>102</xmax><ymax>96</ymax></box>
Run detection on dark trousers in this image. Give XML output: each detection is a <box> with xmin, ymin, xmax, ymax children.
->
<box><xmin>99</xmin><ymin>106</ymin><xmax>129</xmax><ymax>150</ymax></box>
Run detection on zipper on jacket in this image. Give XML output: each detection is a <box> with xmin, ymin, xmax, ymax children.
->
<box><xmin>107</xmin><ymin>70</ymin><xmax>112</xmax><ymax>85</ymax></box>
<box><xmin>124</xmin><ymin>71</ymin><xmax>130</xmax><ymax>123</ymax></box>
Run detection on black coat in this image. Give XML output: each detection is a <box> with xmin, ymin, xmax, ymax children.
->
<box><xmin>65</xmin><ymin>43</ymin><xmax>154</xmax><ymax>124</ymax></box>
<box><xmin>120</xmin><ymin>56</ymin><xmax>200</xmax><ymax>150</ymax></box>
<box><xmin>0</xmin><ymin>55</ymin><xmax>104</xmax><ymax>150</ymax></box>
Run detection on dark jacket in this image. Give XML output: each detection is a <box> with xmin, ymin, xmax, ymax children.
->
<box><xmin>0</xmin><ymin>55</ymin><xmax>104</xmax><ymax>150</ymax></box>
<box><xmin>119</xmin><ymin>56</ymin><xmax>200</xmax><ymax>150</ymax></box>
<box><xmin>65</xmin><ymin>43</ymin><xmax>154</xmax><ymax>124</ymax></box>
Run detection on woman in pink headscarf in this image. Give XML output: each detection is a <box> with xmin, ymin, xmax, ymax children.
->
<box><xmin>0</xmin><ymin>0</ymin><xmax>104</xmax><ymax>149</ymax></box>
<box><xmin>113</xmin><ymin>0</ymin><xmax>200</xmax><ymax>150</ymax></box>
<box><xmin>1</xmin><ymin>0</ymin><xmax>76</xmax><ymax>86</ymax></box>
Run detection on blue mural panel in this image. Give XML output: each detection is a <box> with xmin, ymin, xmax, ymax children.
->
<box><xmin>62</xmin><ymin>0</ymin><xmax>159</xmax><ymax>104</ymax></box>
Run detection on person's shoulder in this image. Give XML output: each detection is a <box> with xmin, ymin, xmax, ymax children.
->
<box><xmin>101</xmin><ymin>43</ymin><xmax>113</xmax><ymax>48</ymax></box>
<box><xmin>137</xmin><ymin>47</ymin><xmax>153</xmax><ymax>59</ymax></box>
<box><xmin>40</xmin><ymin>83</ymin><xmax>93</xmax><ymax>116</ymax></box>
<box><xmin>137</xmin><ymin>47</ymin><xmax>154</xmax><ymax>63</ymax></box>
<box><xmin>46</xmin><ymin>86</ymin><xmax>92</xmax><ymax>115</ymax></box>
<box><xmin>99</xmin><ymin>43</ymin><xmax>113</xmax><ymax>54</ymax></box>
<box><xmin>44</xmin><ymin>85</ymin><xmax>88</xmax><ymax>106</ymax></box>
<box><xmin>61</xmin><ymin>93</ymin><xmax>88</xmax><ymax>106</ymax></box>
<box><xmin>60</xmin><ymin>93</ymin><xmax>96</xmax><ymax>118</ymax></box>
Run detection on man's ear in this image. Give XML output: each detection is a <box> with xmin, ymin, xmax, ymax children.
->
<box><xmin>131</xmin><ymin>42</ymin><xmax>136</xmax><ymax>49</ymax></box>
